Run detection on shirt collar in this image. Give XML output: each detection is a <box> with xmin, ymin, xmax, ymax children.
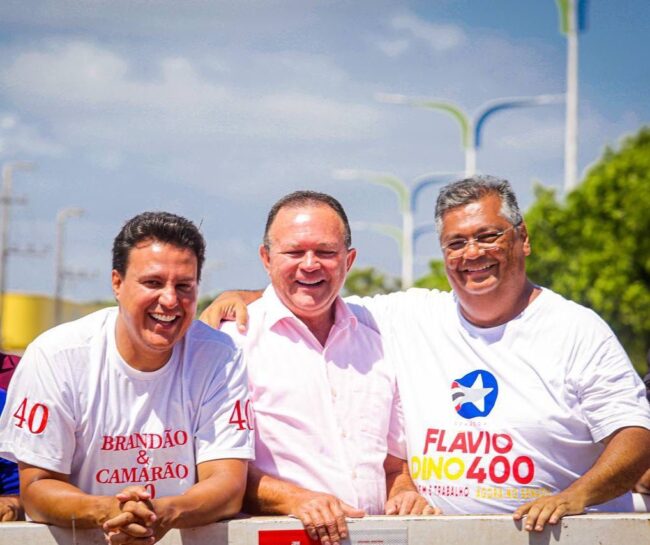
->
<box><xmin>262</xmin><ymin>284</ymin><xmax>358</xmax><ymax>332</ymax></box>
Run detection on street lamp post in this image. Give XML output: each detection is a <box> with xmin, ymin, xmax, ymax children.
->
<box><xmin>376</xmin><ymin>93</ymin><xmax>565</xmax><ymax>176</ymax></box>
<box><xmin>555</xmin><ymin>0</ymin><xmax>587</xmax><ymax>193</ymax></box>
<box><xmin>0</xmin><ymin>161</ymin><xmax>34</xmax><ymax>345</ymax></box>
<box><xmin>333</xmin><ymin>169</ymin><xmax>458</xmax><ymax>288</ymax></box>
<box><xmin>54</xmin><ymin>207</ymin><xmax>84</xmax><ymax>325</ymax></box>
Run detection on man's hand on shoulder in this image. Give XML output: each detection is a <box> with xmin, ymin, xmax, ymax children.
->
<box><xmin>0</xmin><ymin>495</ymin><xmax>24</xmax><ymax>521</ymax></box>
<box><xmin>289</xmin><ymin>490</ymin><xmax>365</xmax><ymax>545</ymax></box>
<box><xmin>199</xmin><ymin>290</ymin><xmax>262</xmax><ymax>333</ymax></box>
<box><xmin>513</xmin><ymin>490</ymin><xmax>586</xmax><ymax>532</ymax></box>
<box><xmin>103</xmin><ymin>486</ymin><xmax>158</xmax><ymax>544</ymax></box>
<box><xmin>384</xmin><ymin>490</ymin><xmax>441</xmax><ymax>516</ymax></box>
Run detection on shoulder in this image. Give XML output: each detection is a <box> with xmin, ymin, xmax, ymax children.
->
<box><xmin>346</xmin><ymin>288</ymin><xmax>454</xmax><ymax>330</ymax></box>
<box><xmin>185</xmin><ymin>319</ymin><xmax>241</xmax><ymax>357</ymax></box>
<box><xmin>28</xmin><ymin>307</ymin><xmax>116</xmax><ymax>358</ymax></box>
<box><xmin>533</xmin><ymin>288</ymin><xmax>614</xmax><ymax>336</ymax></box>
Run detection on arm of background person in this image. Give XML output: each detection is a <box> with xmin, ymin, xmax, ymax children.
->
<box><xmin>199</xmin><ymin>290</ymin><xmax>263</xmax><ymax>332</ymax></box>
<box><xmin>513</xmin><ymin>426</ymin><xmax>650</xmax><ymax>532</ymax></box>
<box><xmin>244</xmin><ymin>464</ymin><xmax>364</xmax><ymax>545</ymax></box>
<box><xmin>383</xmin><ymin>454</ymin><xmax>441</xmax><ymax>515</ymax></box>
<box><xmin>0</xmin><ymin>495</ymin><xmax>23</xmax><ymax>521</ymax></box>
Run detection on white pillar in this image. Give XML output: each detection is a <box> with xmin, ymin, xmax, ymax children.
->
<box><xmin>465</xmin><ymin>146</ymin><xmax>477</xmax><ymax>177</ymax></box>
<box><xmin>564</xmin><ymin>0</ymin><xmax>579</xmax><ymax>193</ymax></box>
<box><xmin>401</xmin><ymin>210</ymin><xmax>414</xmax><ymax>288</ymax></box>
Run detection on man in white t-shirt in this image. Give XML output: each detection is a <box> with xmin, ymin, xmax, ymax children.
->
<box><xmin>0</xmin><ymin>211</ymin><xmax>254</xmax><ymax>544</ymax></box>
<box><xmin>202</xmin><ymin>176</ymin><xmax>650</xmax><ymax>533</ymax></box>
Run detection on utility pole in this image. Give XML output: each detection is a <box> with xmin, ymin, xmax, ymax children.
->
<box><xmin>0</xmin><ymin>161</ymin><xmax>34</xmax><ymax>346</ymax></box>
<box><xmin>54</xmin><ymin>207</ymin><xmax>84</xmax><ymax>325</ymax></box>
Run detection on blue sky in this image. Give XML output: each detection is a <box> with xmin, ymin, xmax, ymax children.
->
<box><xmin>0</xmin><ymin>0</ymin><xmax>648</xmax><ymax>301</ymax></box>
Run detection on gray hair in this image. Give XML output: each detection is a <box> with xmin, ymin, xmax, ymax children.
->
<box><xmin>434</xmin><ymin>175</ymin><xmax>523</xmax><ymax>233</ymax></box>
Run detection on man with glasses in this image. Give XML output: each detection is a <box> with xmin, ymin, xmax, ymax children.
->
<box><xmin>201</xmin><ymin>176</ymin><xmax>650</xmax><ymax>533</ymax></box>
<box><xmin>347</xmin><ymin>176</ymin><xmax>650</xmax><ymax>530</ymax></box>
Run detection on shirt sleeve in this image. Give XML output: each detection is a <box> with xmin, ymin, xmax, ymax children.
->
<box><xmin>0</xmin><ymin>343</ymin><xmax>77</xmax><ymax>474</ymax></box>
<box><xmin>194</xmin><ymin>347</ymin><xmax>255</xmax><ymax>464</ymax></box>
<box><xmin>572</xmin><ymin>330</ymin><xmax>650</xmax><ymax>443</ymax></box>
<box><xmin>344</xmin><ymin>288</ymin><xmax>441</xmax><ymax>335</ymax></box>
<box><xmin>386</xmin><ymin>383</ymin><xmax>407</xmax><ymax>460</ymax></box>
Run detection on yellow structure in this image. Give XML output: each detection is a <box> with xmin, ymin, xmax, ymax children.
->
<box><xmin>0</xmin><ymin>293</ymin><xmax>108</xmax><ymax>352</ymax></box>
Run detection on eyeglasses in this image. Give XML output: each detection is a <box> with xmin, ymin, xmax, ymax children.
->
<box><xmin>441</xmin><ymin>224</ymin><xmax>520</xmax><ymax>258</ymax></box>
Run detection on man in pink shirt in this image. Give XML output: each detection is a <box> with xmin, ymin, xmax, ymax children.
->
<box><xmin>212</xmin><ymin>191</ymin><xmax>436</xmax><ymax>545</ymax></box>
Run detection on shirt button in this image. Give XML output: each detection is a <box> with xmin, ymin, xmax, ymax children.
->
<box><xmin>331</xmin><ymin>388</ymin><xmax>337</xmax><ymax>398</ymax></box>
<box><xmin>341</xmin><ymin>430</ymin><xmax>347</xmax><ymax>438</ymax></box>
<box><xmin>351</xmin><ymin>471</ymin><xmax>357</xmax><ymax>479</ymax></box>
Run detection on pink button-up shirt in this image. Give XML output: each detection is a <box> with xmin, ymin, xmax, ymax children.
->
<box><xmin>221</xmin><ymin>285</ymin><xmax>406</xmax><ymax>514</ymax></box>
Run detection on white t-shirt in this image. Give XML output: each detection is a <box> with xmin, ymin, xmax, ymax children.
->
<box><xmin>348</xmin><ymin>288</ymin><xmax>650</xmax><ymax>514</ymax></box>
<box><xmin>0</xmin><ymin>307</ymin><xmax>254</xmax><ymax>499</ymax></box>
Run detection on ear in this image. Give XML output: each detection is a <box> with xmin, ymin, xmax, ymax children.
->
<box><xmin>345</xmin><ymin>247</ymin><xmax>357</xmax><ymax>272</ymax></box>
<box><xmin>519</xmin><ymin>222</ymin><xmax>531</xmax><ymax>256</ymax></box>
<box><xmin>259</xmin><ymin>244</ymin><xmax>272</xmax><ymax>275</ymax></box>
<box><xmin>111</xmin><ymin>270</ymin><xmax>123</xmax><ymax>301</ymax></box>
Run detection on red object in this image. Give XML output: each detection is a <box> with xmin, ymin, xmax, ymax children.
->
<box><xmin>258</xmin><ymin>530</ymin><xmax>319</xmax><ymax>545</ymax></box>
<box><xmin>0</xmin><ymin>353</ymin><xmax>20</xmax><ymax>390</ymax></box>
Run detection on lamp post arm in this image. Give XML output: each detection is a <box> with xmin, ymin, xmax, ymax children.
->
<box><xmin>332</xmin><ymin>169</ymin><xmax>409</xmax><ymax>212</ymax></box>
<box><xmin>473</xmin><ymin>94</ymin><xmax>565</xmax><ymax>148</ymax></box>
<box><xmin>413</xmin><ymin>222</ymin><xmax>438</xmax><ymax>245</ymax></box>
<box><xmin>416</xmin><ymin>100</ymin><xmax>472</xmax><ymax>149</ymax></box>
<box><xmin>351</xmin><ymin>221</ymin><xmax>403</xmax><ymax>253</ymax></box>
<box><xmin>410</xmin><ymin>171</ymin><xmax>461</xmax><ymax>212</ymax></box>
<box><xmin>365</xmin><ymin>174</ymin><xmax>410</xmax><ymax>213</ymax></box>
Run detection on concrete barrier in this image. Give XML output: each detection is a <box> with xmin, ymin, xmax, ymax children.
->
<box><xmin>1</xmin><ymin>513</ymin><xmax>649</xmax><ymax>545</ymax></box>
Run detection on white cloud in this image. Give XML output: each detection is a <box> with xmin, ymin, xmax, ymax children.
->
<box><xmin>2</xmin><ymin>41</ymin><xmax>228</xmax><ymax>110</ymax></box>
<box><xmin>0</xmin><ymin>40</ymin><xmax>382</xmax><ymax>153</ymax></box>
<box><xmin>377</xmin><ymin>39</ymin><xmax>410</xmax><ymax>58</ymax></box>
<box><xmin>257</xmin><ymin>93</ymin><xmax>380</xmax><ymax>140</ymax></box>
<box><xmin>390</xmin><ymin>13</ymin><xmax>466</xmax><ymax>52</ymax></box>
<box><xmin>0</xmin><ymin>113</ymin><xmax>64</xmax><ymax>158</ymax></box>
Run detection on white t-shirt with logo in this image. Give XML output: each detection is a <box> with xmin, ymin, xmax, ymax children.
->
<box><xmin>0</xmin><ymin>307</ymin><xmax>254</xmax><ymax>499</ymax></box>
<box><xmin>348</xmin><ymin>288</ymin><xmax>650</xmax><ymax>514</ymax></box>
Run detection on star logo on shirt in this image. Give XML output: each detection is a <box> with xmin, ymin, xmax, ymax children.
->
<box><xmin>451</xmin><ymin>370</ymin><xmax>499</xmax><ymax>419</ymax></box>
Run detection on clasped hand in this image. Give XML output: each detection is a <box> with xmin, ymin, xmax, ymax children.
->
<box><xmin>103</xmin><ymin>486</ymin><xmax>158</xmax><ymax>545</ymax></box>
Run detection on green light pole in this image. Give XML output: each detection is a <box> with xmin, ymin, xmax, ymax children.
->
<box><xmin>376</xmin><ymin>93</ymin><xmax>564</xmax><ymax>176</ymax></box>
<box><xmin>333</xmin><ymin>169</ymin><xmax>458</xmax><ymax>287</ymax></box>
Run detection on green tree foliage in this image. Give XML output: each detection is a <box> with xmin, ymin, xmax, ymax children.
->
<box><xmin>526</xmin><ymin>127</ymin><xmax>650</xmax><ymax>372</ymax></box>
<box><xmin>414</xmin><ymin>259</ymin><xmax>451</xmax><ymax>292</ymax></box>
<box><xmin>343</xmin><ymin>267</ymin><xmax>401</xmax><ymax>297</ymax></box>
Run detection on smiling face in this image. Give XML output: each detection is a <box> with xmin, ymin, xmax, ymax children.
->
<box><xmin>441</xmin><ymin>193</ymin><xmax>530</xmax><ymax>304</ymax></box>
<box><xmin>112</xmin><ymin>239</ymin><xmax>198</xmax><ymax>371</ymax></box>
<box><xmin>260</xmin><ymin>204</ymin><xmax>356</xmax><ymax>332</ymax></box>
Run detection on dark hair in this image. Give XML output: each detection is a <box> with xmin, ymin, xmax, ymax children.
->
<box><xmin>435</xmin><ymin>175</ymin><xmax>523</xmax><ymax>233</ymax></box>
<box><xmin>263</xmin><ymin>190</ymin><xmax>352</xmax><ymax>249</ymax></box>
<box><xmin>112</xmin><ymin>211</ymin><xmax>206</xmax><ymax>281</ymax></box>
